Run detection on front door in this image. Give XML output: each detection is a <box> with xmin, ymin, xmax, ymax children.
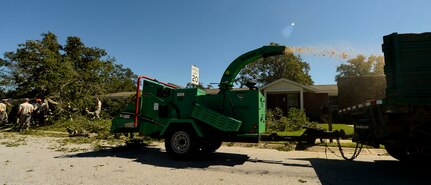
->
<box><xmin>267</xmin><ymin>92</ymin><xmax>300</xmax><ymax>115</ymax></box>
<box><xmin>267</xmin><ymin>93</ymin><xmax>288</xmax><ymax>115</ymax></box>
<box><xmin>286</xmin><ymin>93</ymin><xmax>300</xmax><ymax>109</ymax></box>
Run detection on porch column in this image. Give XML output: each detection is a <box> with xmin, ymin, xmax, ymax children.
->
<box><xmin>300</xmin><ymin>89</ymin><xmax>304</xmax><ymax>109</ymax></box>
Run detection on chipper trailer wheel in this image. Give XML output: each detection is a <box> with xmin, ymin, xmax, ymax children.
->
<box><xmin>165</xmin><ymin>127</ymin><xmax>198</xmax><ymax>160</ymax></box>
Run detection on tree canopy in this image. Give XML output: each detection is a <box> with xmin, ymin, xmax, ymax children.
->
<box><xmin>0</xmin><ymin>32</ymin><xmax>137</xmax><ymax>105</ymax></box>
<box><xmin>335</xmin><ymin>55</ymin><xmax>384</xmax><ymax>82</ymax></box>
<box><xmin>235</xmin><ymin>43</ymin><xmax>313</xmax><ymax>87</ymax></box>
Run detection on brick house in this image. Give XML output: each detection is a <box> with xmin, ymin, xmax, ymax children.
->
<box><xmin>259</xmin><ymin>78</ymin><xmax>338</xmax><ymax>121</ymax></box>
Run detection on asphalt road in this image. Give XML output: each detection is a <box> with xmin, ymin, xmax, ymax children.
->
<box><xmin>0</xmin><ymin>136</ymin><xmax>429</xmax><ymax>185</ymax></box>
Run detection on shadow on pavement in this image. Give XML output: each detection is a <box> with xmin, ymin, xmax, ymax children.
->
<box><xmin>58</xmin><ymin>144</ymin><xmax>429</xmax><ymax>185</ymax></box>
<box><xmin>291</xmin><ymin>158</ymin><xmax>429</xmax><ymax>185</ymax></box>
<box><xmin>59</xmin><ymin>144</ymin><xmax>251</xmax><ymax>169</ymax></box>
<box><xmin>60</xmin><ymin>144</ymin><xmax>317</xmax><ymax>169</ymax></box>
<box><xmin>247</xmin><ymin>158</ymin><xmax>312</xmax><ymax>168</ymax></box>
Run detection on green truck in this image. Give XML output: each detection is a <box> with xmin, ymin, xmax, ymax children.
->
<box><xmin>340</xmin><ymin>32</ymin><xmax>431</xmax><ymax>161</ymax></box>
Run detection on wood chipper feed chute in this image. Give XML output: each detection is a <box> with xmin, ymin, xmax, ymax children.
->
<box><xmin>110</xmin><ymin>76</ymin><xmax>177</xmax><ymax>134</ymax></box>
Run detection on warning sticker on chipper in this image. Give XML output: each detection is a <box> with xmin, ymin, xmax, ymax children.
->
<box><xmin>124</xmin><ymin>122</ymin><xmax>134</xmax><ymax>128</ymax></box>
<box><xmin>153</xmin><ymin>103</ymin><xmax>159</xmax><ymax>110</ymax></box>
<box><xmin>177</xmin><ymin>93</ymin><xmax>185</xmax><ymax>97</ymax></box>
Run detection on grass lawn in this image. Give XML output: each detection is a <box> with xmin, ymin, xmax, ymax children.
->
<box><xmin>273</xmin><ymin>123</ymin><xmax>354</xmax><ymax>136</ymax></box>
<box><xmin>320</xmin><ymin>124</ymin><xmax>354</xmax><ymax>134</ymax></box>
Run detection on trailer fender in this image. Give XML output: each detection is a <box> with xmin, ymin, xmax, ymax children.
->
<box><xmin>161</xmin><ymin>119</ymin><xmax>205</xmax><ymax>137</ymax></box>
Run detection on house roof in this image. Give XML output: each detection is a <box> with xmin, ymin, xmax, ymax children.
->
<box><xmin>101</xmin><ymin>80</ymin><xmax>339</xmax><ymax>98</ymax></box>
<box><xmin>259</xmin><ymin>78</ymin><xmax>319</xmax><ymax>92</ymax></box>
<box><xmin>311</xmin><ymin>85</ymin><xmax>338</xmax><ymax>96</ymax></box>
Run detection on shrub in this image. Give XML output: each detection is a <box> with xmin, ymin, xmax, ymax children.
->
<box><xmin>285</xmin><ymin>108</ymin><xmax>320</xmax><ymax>131</ymax></box>
<box><xmin>266</xmin><ymin>107</ymin><xmax>286</xmax><ymax>132</ymax></box>
<box><xmin>46</xmin><ymin>95</ymin><xmax>132</xmax><ymax>121</ymax></box>
<box><xmin>266</xmin><ymin>107</ymin><xmax>320</xmax><ymax>132</ymax></box>
<box><xmin>39</xmin><ymin>116</ymin><xmax>114</xmax><ymax>139</ymax></box>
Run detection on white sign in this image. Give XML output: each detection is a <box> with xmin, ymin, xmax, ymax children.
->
<box><xmin>191</xmin><ymin>65</ymin><xmax>199</xmax><ymax>85</ymax></box>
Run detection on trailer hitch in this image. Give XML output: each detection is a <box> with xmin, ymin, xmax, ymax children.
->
<box><xmin>261</xmin><ymin>128</ymin><xmax>349</xmax><ymax>145</ymax></box>
<box><xmin>261</xmin><ymin>128</ymin><xmax>363</xmax><ymax>160</ymax></box>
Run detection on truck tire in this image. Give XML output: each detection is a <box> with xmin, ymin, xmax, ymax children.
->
<box><xmin>385</xmin><ymin>144</ymin><xmax>408</xmax><ymax>161</ymax></box>
<box><xmin>165</xmin><ymin>127</ymin><xmax>198</xmax><ymax>160</ymax></box>
<box><xmin>200</xmin><ymin>140</ymin><xmax>222</xmax><ymax>154</ymax></box>
<box><xmin>385</xmin><ymin>143</ymin><xmax>431</xmax><ymax>162</ymax></box>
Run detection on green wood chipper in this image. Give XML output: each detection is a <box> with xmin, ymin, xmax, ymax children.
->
<box><xmin>111</xmin><ymin>46</ymin><xmax>345</xmax><ymax>160</ymax></box>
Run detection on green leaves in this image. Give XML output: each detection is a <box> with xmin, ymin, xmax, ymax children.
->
<box><xmin>335</xmin><ymin>55</ymin><xmax>384</xmax><ymax>82</ymax></box>
<box><xmin>235</xmin><ymin>47</ymin><xmax>313</xmax><ymax>87</ymax></box>
<box><xmin>1</xmin><ymin>32</ymin><xmax>136</xmax><ymax>108</ymax></box>
<box><xmin>266</xmin><ymin>107</ymin><xmax>319</xmax><ymax>132</ymax></box>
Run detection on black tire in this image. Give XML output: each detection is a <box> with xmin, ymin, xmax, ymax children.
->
<box><xmin>385</xmin><ymin>143</ymin><xmax>431</xmax><ymax>162</ymax></box>
<box><xmin>385</xmin><ymin>144</ymin><xmax>408</xmax><ymax>161</ymax></box>
<box><xmin>200</xmin><ymin>140</ymin><xmax>222</xmax><ymax>154</ymax></box>
<box><xmin>165</xmin><ymin>127</ymin><xmax>198</xmax><ymax>160</ymax></box>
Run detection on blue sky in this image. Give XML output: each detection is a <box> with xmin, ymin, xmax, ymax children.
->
<box><xmin>2</xmin><ymin>0</ymin><xmax>431</xmax><ymax>86</ymax></box>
